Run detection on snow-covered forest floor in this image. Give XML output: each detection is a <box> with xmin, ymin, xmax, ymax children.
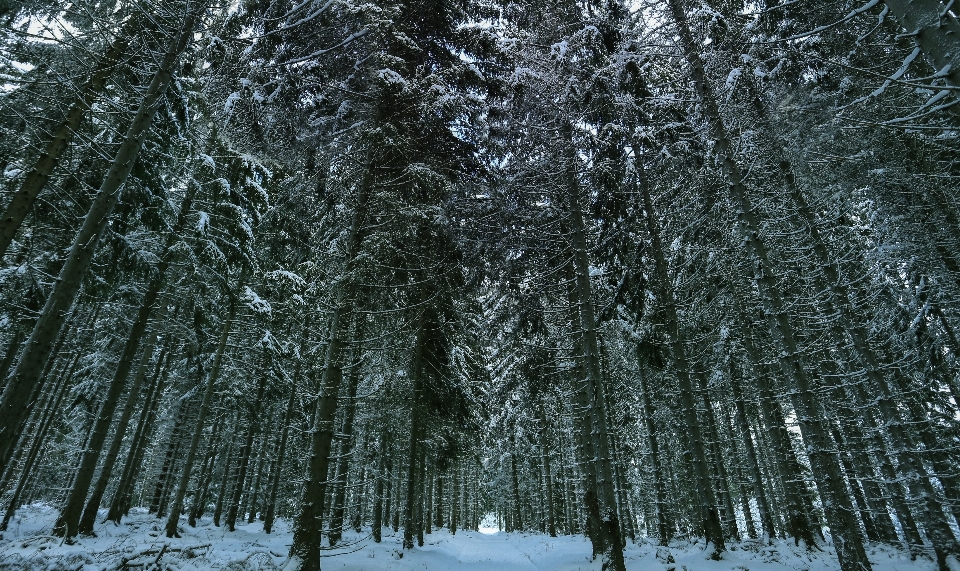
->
<box><xmin>0</xmin><ymin>504</ymin><xmax>936</xmax><ymax>571</ymax></box>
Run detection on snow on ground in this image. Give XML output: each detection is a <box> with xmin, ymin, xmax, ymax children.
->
<box><xmin>0</xmin><ymin>504</ymin><xmax>937</xmax><ymax>571</ymax></box>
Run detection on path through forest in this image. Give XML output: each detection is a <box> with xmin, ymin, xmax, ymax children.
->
<box><xmin>0</xmin><ymin>504</ymin><xmax>938</xmax><ymax>571</ymax></box>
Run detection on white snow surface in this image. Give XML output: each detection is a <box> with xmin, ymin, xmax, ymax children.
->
<box><xmin>0</xmin><ymin>504</ymin><xmax>937</xmax><ymax>571</ymax></box>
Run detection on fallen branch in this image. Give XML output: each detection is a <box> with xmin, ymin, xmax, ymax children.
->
<box><xmin>116</xmin><ymin>543</ymin><xmax>211</xmax><ymax>569</ymax></box>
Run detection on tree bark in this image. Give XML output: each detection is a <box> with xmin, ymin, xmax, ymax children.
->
<box><xmin>372</xmin><ymin>430</ymin><xmax>388</xmax><ymax>542</ymax></box>
<box><xmin>666</xmin><ymin>3</ymin><xmax>871</xmax><ymax>567</ymax></box>
<box><xmin>226</xmin><ymin>364</ymin><xmax>269</xmax><ymax>531</ymax></box>
<box><xmin>192</xmin><ymin>413</ymin><xmax>224</xmax><ymax>526</ymax></box>
<box><xmin>285</xmin><ymin>158</ymin><xmax>371</xmax><ymax>571</ymax></box>
<box><xmin>510</xmin><ymin>431</ymin><xmax>522</xmax><ymax>531</ymax></box>
<box><xmin>106</xmin><ymin>344</ymin><xmax>172</xmax><ymax>523</ymax></box>
<box><xmin>451</xmin><ymin>458</ymin><xmax>460</xmax><ymax>535</ymax></box>
<box><xmin>0</xmin><ymin>17</ymin><xmax>138</xmax><ymax>258</ymax></box>
<box><xmin>1</xmin><ymin>351</ymin><xmax>78</xmax><ymax>531</ymax></box>
<box><xmin>728</xmin><ymin>361</ymin><xmax>776</xmax><ymax>540</ymax></box>
<box><xmin>265</xmin><ymin>365</ymin><xmax>299</xmax><ymax>534</ymax></box>
<box><xmin>62</xmin><ymin>173</ymin><xmax>196</xmax><ymax>537</ymax></box>
<box><xmin>150</xmin><ymin>395</ymin><xmax>190</xmax><ymax>515</ymax></box>
<box><xmin>165</xmin><ymin>294</ymin><xmax>237</xmax><ymax>538</ymax></box>
<box><xmin>0</xmin><ymin>7</ymin><xmax>199</xmax><ymax>482</ymax></box>
<box><xmin>329</xmin><ymin>345</ymin><xmax>362</xmax><ymax>545</ymax></box>
<box><xmin>214</xmin><ymin>428</ymin><xmax>237</xmax><ymax>527</ymax></box>
<box><xmin>882</xmin><ymin>0</ymin><xmax>960</xmax><ymax>90</ymax></box>
<box><xmin>636</xmin><ymin>360</ymin><xmax>673</xmax><ymax>544</ymax></box>
<box><xmin>403</xmin><ymin>312</ymin><xmax>427</xmax><ymax>549</ymax></box>
<box><xmin>562</xmin><ymin>125</ymin><xmax>626</xmax><ymax>571</ymax></box>
<box><xmin>748</xmin><ymin>71</ymin><xmax>958</xmax><ymax>565</ymax></box>
<box><xmin>637</xmin><ymin>165</ymin><xmax>724</xmax><ymax>553</ymax></box>
<box><xmin>246</xmin><ymin>436</ymin><xmax>269</xmax><ymax>524</ymax></box>
<box><xmin>76</xmin><ymin>329</ymin><xmax>162</xmax><ymax>535</ymax></box>
<box><xmin>539</xmin><ymin>407</ymin><xmax>557</xmax><ymax>537</ymax></box>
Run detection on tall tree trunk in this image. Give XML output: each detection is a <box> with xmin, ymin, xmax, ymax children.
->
<box><xmin>403</xmin><ymin>313</ymin><xmax>427</xmax><ymax>550</ymax></box>
<box><xmin>226</xmin><ymin>364</ymin><xmax>269</xmax><ymax>531</ymax></box>
<box><xmin>510</xmin><ymin>431</ymin><xmax>522</xmax><ymax>531</ymax></box>
<box><xmin>0</xmin><ymin>331</ymin><xmax>22</xmax><ymax>384</ymax></box>
<box><xmin>0</xmin><ymin>331</ymin><xmax>65</xmax><ymax>496</ymax></box>
<box><xmin>882</xmin><ymin>0</ymin><xmax>960</xmax><ymax>90</ymax></box>
<box><xmin>748</xmin><ymin>71</ymin><xmax>959</xmax><ymax>566</ymax></box>
<box><xmin>0</xmin><ymin>7</ymin><xmax>199</xmax><ymax>480</ymax></box>
<box><xmin>372</xmin><ymin>429</ymin><xmax>388</xmax><ymax>542</ymax></box>
<box><xmin>0</xmin><ymin>306</ymin><xmax>81</xmax><ymax>492</ymax></box>
<box><xmin>77</xmin><ymin>329</ymin><xmax>163</xmax><ymax>535</ymax></box>
<box><xmin>165</xmin><ymin>294</ymin><xmax>237</xmax><ymax>538</ymax></box>
<box><xmin>246</xmin><ymin>436</ymin><xmax>269</xmax><ymax>524</ymax></box>
<box><xmin>562</xmin><ymin>126</ymin><xmax>626</xmax><ymax>571</ymax></box>
<box><xmin>351</xmin><ymin>440</ymin><xmax>367</xmax><ymax>533</ymax></box>
<box><xmin>728</xmin><ymin>360</ymin><xmax>776</xmax><ymax>540</ymax></box>
<box><xmin>636</xmin><ymin>361</ymin><xmax>673</xmax><ymax>544</ymax></box>
<box><xmin>192</xmin><ymin>413</ymin><xmax>224</xmax><ymax>526</ymax></box>
<box><xmin>1</xmin><ymin>351</ymin><xmax>78</xmax><ymax>530</ymax></box>
<box><xmin>0</xmin><ymin>17</ymin><xmax>138</xmax><ymax>258</ymax></box>
<box><xmin>637</xmin><ymin>166</ymin><xmax>724</xmax><ymax>553</ymax></box>
<box><xmin>416</xmin><ymin>447</ymin><xmax>426</xmax><ymax>547</ymax></box>
<box><xmin>150</xmin><ymin>399</ymin><xmax>189</xmax><ymax>516</ymax></box>
<box><xmin>451</xmin><ymin>458</ymin><xmax>460</xmax><ymax>535</ymax></box>
<box><xmin>106</xmin><ymin>344</ymin><xmax>172</xmax><ymax>523</ymax></box>
<box><xmin>329</xmin><ymin>346</ymin><xmax>362</xmax><ymax>545</ymax></box>
<box><xmin>66</xmin><ymin>160</ymin><xmax>196</xmax><ymax>536</ymax></box>
<box><xmin>539</xmin><ymin>407</ymin><xmax>557</xmax><ymax>538</ymax></box>
<box><xmin>285</xmin><ymin>158</ymin><xmax>371</xmax><ymax>571</ymax></box>
<box><xmin>265</xmin><ymin>366</ymin><xmax>299</xmax><ymax>534</ymax></box>
<box><xmin>738</xmin><ymin>317</ymin><xmax>818</xmax><ymax>543</ymax></box>
<box><xmin>425</xmin><ymin>461</ymin><xmax>433</xmax><ymax>535</ymax></box>
<box><xmin>666</xmin><ymin>4</ymin><xmax>871</xmax><ymax>566</ymax></box>
<box><xmin>434</xmin><ymin>469</ymin><xmax>444</xmax><ymax>530</ymax></box>
<box><xmin>214</xmin><ymin>428</ymin><xmax>237</xmax><ymax>527</ymax></box>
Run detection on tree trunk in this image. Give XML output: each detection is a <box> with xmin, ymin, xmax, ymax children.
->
<box><xmin>149</xmin><ymin>390</ymin><xmax>190</xmax><ymax>515</ymax></box>
<box><xmin>226</xmin><ymin>364</ymin><xmax>269</xmax><ymax>532</ymax></box>
<box><xmin>728</xmin><ymin>361</ymin><xmax>776</xmax><ymax>540</ymax></box>
<box><xmin>738</xmin><ymin>317</ymin><xmax>818</xmax><ymax>543</ymax></box>
<box><xmin>510</xmin><ymin>432</ymin><xmax>522</xmax><ymax>531</ymax></box>
<box><xmin>77</xmin><ymin>328</ymin><xmax>163</xmax><ymax>535</ymax></box>
<box><xmin>372</xmin><ymin>430</ymin><xmax>388</xmax><ymax>542</ymax></box>
<box><xmin>562</xmin><ymin>126</ymin><xmax>626</xmax><ymax>571</ymax></box>
<box><xmin>0</xmin><ymin>16</ymin><xmax>138</xmax><ymax>258</ymax></box>
<box><xmin>451</xmin><ymin>458</ymin><xmax>460</xmax><ymax>535</ymax></box>
<box><xmin>165</xmin><ymin>294</ymin><xmax>237</xmax><ymax>538</ymax></box>
<box><xmin>434</xmin><ymin>469</ymin><xmax>444</xmax><ymax>530</ymax></box>
<box><xmin>246</xmin><ymin>436</ymin><xmax>269</xmax><ymax>524</ymax></box>
<box><xmin>748</xmin><ymin>71</ymin><xmax>959</xmax><ymax>566</ymax></box>
<box><xmin>214</xmin><ymin>428</ymin><xmax>237</xmax><ymax>527</ymax></box>
<box><xmin>636</xmin><ymin>361</ymin><xmax>673</xmax><ymax>544</ymax></box>
<box><xmin>0</xmin><ymin>7</ymin><xmax>199</xmax><ymax>482</ymax></box>
<box><xmin>265</xmin><ymin>365</ymin><xmax>299</xmax><ymax>534</ymax></box>
<box><xmin>0</xmin><ymin>331</ymin><xmax>22</xmax><ymax>384</ymax></box>
<box><xmin>329</xmin><ymin>344</ymin><xmax>363</xmax><ymax>545</ymax></box>
<box><xmin>106</xmin><ymin>344</ymin><xmax>172</xmax><ymax>523</ymax></box>
<box><xmin>191</xmin><ymin>413</ymin><xmax>224</xmax><ymax>526</ymax></box>
<box><xmin>285</xmin><ymin>158</ymin><xmax>371</xmax><ymax>571</ymax></box>
<box><xmin>403</xmin><ymin>313</ymin><xmax>427</xmax><ymax>550</ymax></box>
<box><xmin>1</xmin><ymin>351</ymin><xmax>78</xmax><ymax>531</ymax></box>
<box><xmin>417</xmin><ymin>446</ymin><xmax>426</xmax><ymax>547</ymax></box>
<box><xmin>352</xmin><ymin>444</ymin><xmax>366</xmax><ymax>533</ymax></box>
<box><xmin>882</xmin><ymin>0</ymin><xmax>960</xmax><ymax>90</ymax></box>
<box><xmin>539</xmin><ymin>407</ymin><xmax>557</xmax><ymax>538</ymax></box>
<box><xmin>668</xmin><ymin>2</ymin><xmax>873</xmax><ymax>566</ymax></box>
<box><xmin>637</xmin><ymin>165</ymin><xmax>724</xmax><ymax>553</ymax></box>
